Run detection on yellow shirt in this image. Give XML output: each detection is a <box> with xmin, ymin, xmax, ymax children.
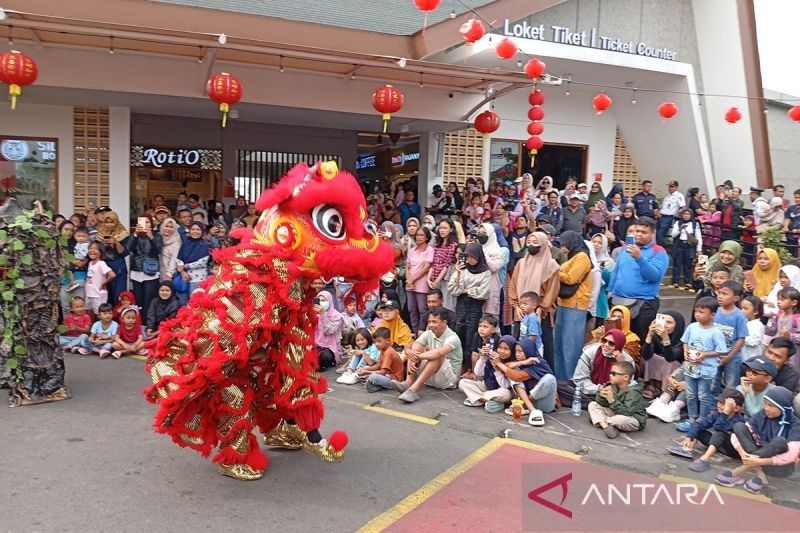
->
<box><xmin>557</xmin><ymin>253</ymin><xmax>592</xmax><ymax>310</ymax></box>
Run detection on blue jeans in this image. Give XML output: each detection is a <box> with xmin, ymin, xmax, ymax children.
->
<box><xmin>529</xmin><ymin>374</ymin><xmax>557</xmax><ymax>413</ymax></box>
<box><xmin>554</xmin><ymin>305</ymin><xmax>587</xmax><ymax>380</ymax></box>
<box><xmin>657</xmin><ymin>215</ymin><xmax>674</xmax><ymax>246</ymax></box>
<box><xmin>684</xmin><ymin>375</ymin><xmax>713</xmax><ymax>420</ymax></box>
<box><xmin>712</xmin><ymin>357</ymin><xmax>742</xmax><ymax>396</ymax></box>
<box><xmin>59</xmin><ymin>335</ymin><xmax>84</xmax><ymax>349</ymax></box>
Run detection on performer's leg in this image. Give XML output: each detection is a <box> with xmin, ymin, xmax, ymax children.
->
<box><xmin>213</xmin><ymin>382</ymin><xmax>268</xmax><ymax>480</ymax></box>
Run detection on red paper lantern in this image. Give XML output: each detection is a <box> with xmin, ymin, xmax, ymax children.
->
<box><xmin>474</xmin><ymin>110</ymin><xmax>500</xmax><ymax>137</ymax></box>
<box><xmin>592</xmin><ymin>93</ymin><xmax>612</xmax><ymax>114</ymax></box>
<box><xmin>528</xmin><ymin>89</ymin><xmax>546</xmax><ymax>106</ymax></box>
<box><xmin>413</xmin><ymin>0</ymin><xmax>440</xmax><ymax>11</ymax></box>
<box><xmin>528</xmin><ymin>106</ymin><xmax>544</xmax><ymax>121</ymax></box>
<box><xmin>497</xmin><ymin>168</ymin><xmax>507</xmax><ymax>178</ymax></box>
<box><xmin>526</xmin><ymin>136</ymin><xmax>544</xmax><ymax>154</ymax></box>
<box><xmin>789</xmin><ymin>106</ymin><xmax>800</xmax><ymax>122</ymax></box>
<box><xmin>524</xmin><ymin>58</ymin><xmax>546</xmax><ymax>79</ymax></box>
<box><xmin>460</xmin><ymin>19</ymin><xmax>485</xmax><ymax>43</ymax></box>
<box><xmin>725</xmin><ymin>107</ymin><xmax>742</xmax><ymax>124</ymax></box>
<box><xmin>0</xmin><ymin>51</ymin><xmax>38</xmax><ymax>110</ymax></box>
<box><xmin>206</xmin><ymin>72</ymin><xmax>242</xmax><ymax>128</ymax></box>
<box><xmin>372</xmin><ymin>84</ymin><xmax>404</xmax><ymax>133</ymax></box>
<box><xmin>527</xmin><ymin>122</ymin><xmax>544</xmax><ymax>136</ymax></box>
<box><xmin>495</xmin><ymin>37</ymin><xmax>517</xmax><ymax>60</ymax></box>
<box><xmin>658</xmin><ymin>101</ymin><xmax>679</xmax><ymax>120</ymax></box>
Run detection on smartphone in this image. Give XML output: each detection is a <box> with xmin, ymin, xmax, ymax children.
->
<box><xmin>604</xmin><ymin>318</ymin><xmax>622</xmax><ymax>332</ymax></box>
<box><xmin>697</xmin><ymin>254</ymin><xmax>708</xmax><ymax>265</ymax></box>
<box><xmin>625</xmin><ymin>235</ymin><xmax>635</xmax><ymax>246</ymax></box>
<box><xmin>655</xmin><ymin>314</ymin><xmax>667</xmax><ymax>329</ymax></box>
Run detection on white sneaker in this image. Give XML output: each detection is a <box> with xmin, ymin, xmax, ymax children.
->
<box><xmin>336</xmin><ymin>372</ymin><xmax>359</xmax><ymax>385</ymax></box>
<box><xmin>660</xmin><ymin>402</ymin><xmax>682</xmax><ymax>423</ymax></box>
<box><xmin>646</xmin><ymin>400</ymin><xmax>665</xmax><ymax>419</ymax></box>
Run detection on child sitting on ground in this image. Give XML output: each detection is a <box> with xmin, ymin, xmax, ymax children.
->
<box><xmin>646</xmin><ymin>366</ymin><xmax>686</xmax><ymax>423</ymax></box>
<box><xmin>588</xmin><ymin>360</ymin><xmax>648</xmax><ymax>439</ymax></box>
<box><xmin>738</xmin><ymin>356</ymin><xmax>777</xmax><ymax>417</ymax></box>
<box><xmin>114</xmin><ymin>291</ymin><xmax>138</xmax><ymax>324</ymax></box>
<box><xmin>340</xmin><ymin>295</ymin><xmax>365</xmax><ymax>348</ymax></box>
<box><xmin>146</xmin><ymin>281</ymin><xmax>180</xmax><ymax>339</ymax></box>
<box><xmin>715</xmin><ymin>386</ymin><xmax>800</xmax><ymax>494</ymax></box>
<box><xmin>60</xmin><ymin>296</ymin><xmax>92</xmax><ymax>351</ymax></box>
<box><xmin>504</xmin><ymin>338</ymin><xmax>557</xmax><ymax>427</ymax></box>
<box><xmin>65</xmin><ymin>226</ymin><xmax>90</xmax><ymax>292</ymax></box>
<box><xmin>518</xmin><ymin>291</ymin><xmax>543</xmax><ymax>355</ymax></box>
<box><xmin>458</xmin><ymin>335</ymin><xmax>516</xmax><ymax>413</ymax></box>
<box><xmin>76</xmin><ymin>302</ymin><xmax>118</xmax><ymax>358</ymax></box>
<box><xmin>468</xmin><ymin>315</ymin><xmax>501</xmax><ymax>378</ymax></box>
<box><xmin>741</xmin><ymin>295</ymin><xmax>765</xmax><ymax>361</ymax></box>
<box><xmin>111</xmin><ymin>306</ymin><xmax>145</xmax><ymax>359</ymax></box>
<box><xmin>677</xmin><ymin>297</ymin><xmax>727</xmax><ymax>431</ymax></box>
<box><xmin>364</xmin><ymin>327</ymin><xmax>407</xmax><ymax>392</ymax></box>
<box><xmin>668</xmin><ymin>388</ymin><xmax>746</xmax><ymax>472</ymax></box>
<box><xmin>336</xmin><ymin>328</ymin><xmax>380</xmax><ymax>385</ymax></box>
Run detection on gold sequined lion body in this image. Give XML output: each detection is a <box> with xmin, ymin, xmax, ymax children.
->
<box><xmin>144</xmin><ymin>162</ymin><xmax>394</xmax><ymax>479</ymax></box>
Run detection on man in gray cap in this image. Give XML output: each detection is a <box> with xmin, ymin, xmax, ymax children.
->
<box><xmin>538</xmin><ymin>223</ymin><xmax>566</xmax><ymax>264</ymax></box>
<box><xmin>749</xmin><ymin>186</ymin><xmax>769</xmax><ymax>225</ymax></box>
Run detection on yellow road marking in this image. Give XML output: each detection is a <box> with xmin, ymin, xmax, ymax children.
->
<box><xmin>129</xmin><ymin>355</ymin><xmax>147</xmax><ymax>361</ymax></box>
<box><xmin>363</xmin><ymin>405</ymin><xmax>439</xmax><ymax>425</ymax></box>
<box><xmin>358</xmin><ymin>437</ymin><xmax>580</xmax><ymax>532</ymax></box>
<box><xmin>658</xmin><ymin>473</ymin><xmax>772</xmax><ymax>503</ymax></box>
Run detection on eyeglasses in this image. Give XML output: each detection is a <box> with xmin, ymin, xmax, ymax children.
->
<box><xmin>745</xmin><ymin>368</ymin><xmax>769</xmax><ymax>377</ymax></box>
<box><xmin>602</xmin><ymin>339</ymin><xmax>617</xmax><ymax>347</ymax></box>
<box><xmin>609</xmin><ymin>371</ymin><xmax>629</xmax><ymax>377</ymax></box>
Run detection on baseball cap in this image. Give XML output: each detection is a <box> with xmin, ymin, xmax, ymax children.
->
<box><xmin>568</xmin><ymin>193</ymin><xmax>581</xmax><ymax>200</ymax></box>
<box><xmin>432</xmin><ymin>184</ymin><xmax>443</xmax><ymax>192</ymax></box>
<box><xmin>504</xmin><ymin>179</ymin><xmax>515</xmax><ymax>187</ymax></box>
<box><xmin>667</xmin><ymin>180</ymin><xmax>679</xmax><ymax>187</ymax></box>
<box><xmin>538</xmin><ymin>223</ymin><xmax>556</xmax><ymax>236</ymax></box>
<box><xmin>154</xmin><ymin>206</ymin><xmax>170</xmax><ymax>215</ymax></box>
<box><xmin>577</xmin><ymin>183</ymin><xmax>588</xmax><ymax>189</ymax></box>
<box><xmin>378</xmin><ymin>300</ymin><xmax>400</xmax><ymax>312</ymax></box>
<box><xmin>743</xmin><ymin>357</ymin><xmax>777</xmax><ymax>378</ymax></box>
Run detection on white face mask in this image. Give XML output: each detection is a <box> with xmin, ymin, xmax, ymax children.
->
<box><xmin>381</xmin><ymin>272</ymin><xmax>396</xmax><ymax>283</ymax></box>
<box><xmin>319</xmin><ymin>300</ymin><xmax>330</xmax><ymax>312</ymax></box>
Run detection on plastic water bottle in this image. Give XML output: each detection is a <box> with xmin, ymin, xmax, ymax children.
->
<box><xmin>572</xmin><ymin>388</ymin><xmax>582</xmax><ymax>416</ymax></box>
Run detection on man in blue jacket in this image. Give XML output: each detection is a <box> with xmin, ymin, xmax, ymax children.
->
<box><xmin>608</xmin><ymin>216</ymin><xmax>669</xmax><ymax>341</ymax></box>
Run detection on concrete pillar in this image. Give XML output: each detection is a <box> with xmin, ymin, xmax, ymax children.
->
<box><xmin>109</xmin><ymin>106</ymin><xmax>131</xmax><ymax>225</ymax></box>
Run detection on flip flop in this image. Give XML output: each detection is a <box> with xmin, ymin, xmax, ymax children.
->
<box><xmin>528</xmin><ymin>409</ymin><xmax>545</xmax><ymax>426</ymax></box>
<box><xmin>666</xmin><ymin>445</ymin><xmax>694</xmax><ymax>459</ymax></box>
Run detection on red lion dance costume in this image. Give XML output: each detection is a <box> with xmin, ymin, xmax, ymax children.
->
<box><xmin>144</xmin><ymin>161</ymin><xmax>393</xmax><ymax>480</ymax></box>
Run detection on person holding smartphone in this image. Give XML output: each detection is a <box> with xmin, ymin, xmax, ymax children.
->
<box><xmin>94</xmin><ymin>208</ymin><xmax>131</xmax><ymax>307</ymax></box>
<box><xmin>129</xmin><ymin>214</ymin><xmax>163</xmax><ymax>315</ymax></box>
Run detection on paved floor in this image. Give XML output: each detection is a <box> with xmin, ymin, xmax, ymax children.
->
<box><xmin>3</xmin><ymin>344</ymin><xmax>799</xmax><ymax>532</ymax></box>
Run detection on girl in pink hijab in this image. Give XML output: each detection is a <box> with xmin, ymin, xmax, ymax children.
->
<box><xmin>314</xmin><ymin>290</ymin><xmax>344</xmax><ymax>368</ymax></box>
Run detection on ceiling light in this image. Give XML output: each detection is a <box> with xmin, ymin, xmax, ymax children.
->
<box><xmin>698</xmin><ymin>94</ymin><xmax>703</xmax><ymax>108</ymax></box>
<box><xmin>0</xmin><ymin>8</ymin><xmax>6</xmax><ymax>21</ymax></box>
<box><xmin>397</xmin><ymin>57</ymin><xmax>407</xmax><ymax>68</ymax></box>
<box><xmin>516</xmin><ymin>59</ymin><xmax>522</xmax><ymax>68</ymax></box>
<box><xmin>7</xmin><ymin>25</ymin><xmax>12</xmax><ymax>45</ymax></box>
<box><xmin>419</xmin><ymin>73</ymin><xmax>424</xmax><ymax>88</ymax></box>
<box><xmin>218</xmin><ymin>33</ymin><xmax>227</xmax><ymax>45</ymax></box>
<box><xmin>197</xmin><ymin>46</ymin><xmax>204</xmax><ymax>63</ymax></box>
<box><xmin>108</xmin><ymin>36</ymin><xmax>115</xmax><ymax>54</ymax></box>
<box><xmin>279</xmin><ymin>55</ymin><xmax>285</xmax><ymax>72</ymax></box>
<box><xmin>631</xmin><ymin>89</ymin><xmax>637</xmax><ymax>105</ymax></box>
<box><xmin>450</xmin><ymin>9</ymin><xmax>456</xmax><ymax>18</ymax></box>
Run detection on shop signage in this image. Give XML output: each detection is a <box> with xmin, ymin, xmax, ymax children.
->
<box><xmin>0</xmin><ymin>139</ymin><xmax>56</xmax><ymax>161</ymax></box>
<box><xmin>391</xmin><ymin>151</ymin><xmax>420</xmax><ymax>168</ymax></box>
<box><xmin>501</xmin><ymin>20</ymin><xmax>677</xmax><ymax>61</ymax></box>
<box><xmin>141</xmin><ymin>147</ymin><xmax>202</xmax><ymax>168</ymax></box>
<box><xmin>355</xmin><ymin>154</ymin><xmax>377</xmax><ymax>170</ymax></box>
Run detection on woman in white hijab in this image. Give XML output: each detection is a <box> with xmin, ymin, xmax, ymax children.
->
<box><xmin>763</xmin><ymin>264</ymin><xmax>800</xmax><ymax>318</ymax></box>
<box><xmin>476</xmin><ymin>222</ymin><xmax>508</xmax><ymax>316</ymax></box>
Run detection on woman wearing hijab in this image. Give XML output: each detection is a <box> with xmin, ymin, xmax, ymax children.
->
<box><xmin>401</xmin><ymin>217</ymin><xmax>420</xmax><ymax>254</ymax></box>
<box><xmin>448</xmin><ymin>242</ymin><xmax>491</xmax><ymax>374</ymax></box>
<box><xmin>605</xmin><ymin>305</ymin><xmax>641</xmax><ymax>361</ymax></box>
<box><xmin>448</xmin><ymin>182</ymin><xmax>464</xmax><ymax>212</ymax></box>
<box><xmin>95</xmin><ymin>208</ymin><xmax>131</xmax><ymax>306</ymax></box>
<box><xmin>146</xmin><ymin>280</ymin><xmax>180</xmax><ymax>338</ymax></box>
<box><xmin>458</xmin><ymin>334</ymin><xmax>516</xmax><ymax>412</ymax></box>
<box><xmin>605</xmin><ymin>183</ymin><xmax>628</xmax><ymax>210</ymax></box>
<box><xmin>747</xmin><ymin>248</ymin><xmax>782</xmax><ymax>298</ymax></box>
<box><xmin>612</xmin><ymin>204</ymin><xmax>637</xmax><ymax>247</ymax></box>
<box><xmin>641</xmin><ymin>310</ymin><xmax>685</xmax><ymax>400</ymax></box>
<box><xmin>587</xmin><ymin>182</ymin><xmax>605</xmax><ymax>207</ymax></box>
<box><xmin>563</xmin><ymin>328</ymin><xmax>634</xmax><ymax>409</ymax></box>
<box><xmin>158</xmin><ymin>218</ymin><xmax>182</xmax><ymax>282</ymax></box>
<box><xmin>476</xmin><ymin>222</ymin><xmax>508</xmax><ymax>316</ymax></box>
<box><xmin>176</xmin><ymin>221</ymin><xmax>211</xmax><ymax>303</ymax></box>
<box><xmin>586</xmin><ymin>201</ymin><xmax>612</xmax><ymax>239</ymax></box>
<box><xmin>554</xmin><ymin>230</ymin><xmax>593</xmax><ymax>380</ymax></box>
<box><xmin>374</xmin><ymin>299</ymin><xmax>414</xmax><ymax>348</ymax></box>
<box><xmin>696</xmin><ymin>240</ymin><xmax>744</xmax><ymax>291</ymax></box>
<box><xmin>536</xmin><ymin>176</ymin><xmax>555</xmax><ymax>195</ymax></box>
<box><xmin>313</xmin><ymin>290</ymin><xmax>344</xmax><ymax>369</ymax></box>
<box><xmin>715</xmin><ymin>386</ymin><xmax>800</xmax><ymax>493</ymax></box>
<box><xmin>129</xmin><ymin>213</ymin><xmax>163</xmax><ymax>315</ymax></box>
<box><xmin>508</xmin><ymin>232</ymin><xmax>561</xmax><ymax>368</ymax></box>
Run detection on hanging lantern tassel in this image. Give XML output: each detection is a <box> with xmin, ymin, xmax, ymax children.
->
<box><xmin>372</xmin><ymin>84</ymin><xmax>404</xmax><ymax>134</ymax></box>
<box><xmin>8</xmin><ymin>84</ymin><xmax>20</xmax><ymax>110</ymax></box>
<box><xmin>381</xmin><ymin>113</ymin><xmax>391</xmax><ymax>134</ymax></box>
<box><xmin>526</xmin><ymin>136</ymin><xmax>543</xmax><ymax>164</ymax></box>
<box><xmin>219</xmin><ymin>102</ymin><xmax>230</xmax><ymax>128</ymax></box>
<box><xmin>0</xmin><ymin>51</ymin><xmax>39</xmax><ymax>110</ymax></box>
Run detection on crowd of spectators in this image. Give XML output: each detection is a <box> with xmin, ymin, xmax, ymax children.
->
<box><xmin>50</xmin><ymin>175</ymin><xmax>800</xmax><ymax>493</ymax></box>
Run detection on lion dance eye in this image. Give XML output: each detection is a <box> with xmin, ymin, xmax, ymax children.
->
<box><xmin>311</xmin><ymin>204</ymin><xmax>346</xmax><ymax>241</ymax></box>
<box><xmin>364</xmin><ymin>220</ymin><xmax>378</xmax><ymax>238</ymax></box>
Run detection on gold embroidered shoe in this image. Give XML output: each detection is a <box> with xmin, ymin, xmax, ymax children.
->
<box><xmin>217</xmin><ymin>463</ymin><xmax>264</xmax><ymax>480</ymax></box>
<box><xmin>263</xmin><ymin>420</ymin><xmax>305</xmax><ymax>449</ymax></box>
<box><xmin>302</xmin><ymin>439</ymin><xmax>346</xmax><ymax>462</ymax></box>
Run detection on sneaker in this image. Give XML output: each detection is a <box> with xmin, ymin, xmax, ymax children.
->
<box><xmin>666</xmin><ymin>445</ymin><xmax>694</xmax><ymax>459</ymax></box>
<box><xmin>390</xmin><ymin>380</ymin><xmax>409</xmax><ymax>393</ymax></box>
<box><xmin>744</xmin><ymin>476</ymin><xmax>764</xmax><ymax>494</ymax></box>
<box><xmin>674</xmin><ymin>420</ymin><xmax>692</xmax><ymax>432</ymax></box>
<box><xmin>69</xmin><ymin>346</ymin><xmax>81</xmax><ymax>354</ymax></box>
<box><xmin>77</xmin><ymin>347</ymin><xmax>90</xmax><ymax>356</ymax></box>
<box><xmin>689</xmin><ymin>459</ymin><xmax>710</xmax><ymax>472</ymax></box>
<box><xmin>684</xmin><ymin>285</ymin><xmax>696</xmax><ymax>293</ymax></box>
<box><xmin>398</xmin><ymin>389</ymin><xmax>419</xmax><ymax>403</ymax></box>
<box><xmin>714</xmin><ymin>470</ymin><xmax>745</xmax><ymax>487</ymax></box>
<box><xmin>335</xmin><ymin>364</ymin><xmax>349</xmax><ymax>375</ymax></box>
<box><xmin>528</xmin><ymin>409</ymin><xmax>545</xmax><ymax>426</ymax></box>
<box><xmin>98</xmin><ymin>349</ymin><xmax>111</xmax><ymax>359</ymax></box>
<box><xmin>66</xmin><ymin>282</ymin><xmax>81</xmax><ymax>292</ymax></box>
<box><xmin>646</xmin><ymin>400</ymin><xmax>666</xmax><ymax>419</ymax></box>
<box><xmin>659</xmin><ymin>402</ymin><xmax>682</xmax><ymax>423</ymax></box>
<box><xmin>111</xmin><ymin>351</ymin><xmax>122</xmax><ymax>359</ymax></box>
<box><xmin>336</xmin><ymin>372</ymin><xmax>359</xmax><ymax>385</ymax></box>
<box><xmin>604</xmin><ymin>425</ymin><xmax>620</xmax><ymax>439</ymax></box>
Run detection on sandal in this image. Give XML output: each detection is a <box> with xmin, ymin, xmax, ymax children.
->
<box><xmin>528</xmin><ymin>409</ymin><xmax>545</xmax><ymax>426</ymax></box>
<box><xmin>689</xmin><ymin>458</ymin><xmax>710</xmax><ymax>472</ymax></box>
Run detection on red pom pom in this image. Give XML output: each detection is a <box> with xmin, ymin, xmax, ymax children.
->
<box><xmin>328</xmin><ymin>430</ymin><xmax>349</xmax><ymax>452</ymax></box>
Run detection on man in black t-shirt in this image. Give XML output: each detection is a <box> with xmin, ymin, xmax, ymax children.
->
<box><xmin>784</xmin><ymin>188</ymin><xmax>800</xmax><ymax>257</ymax></box>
